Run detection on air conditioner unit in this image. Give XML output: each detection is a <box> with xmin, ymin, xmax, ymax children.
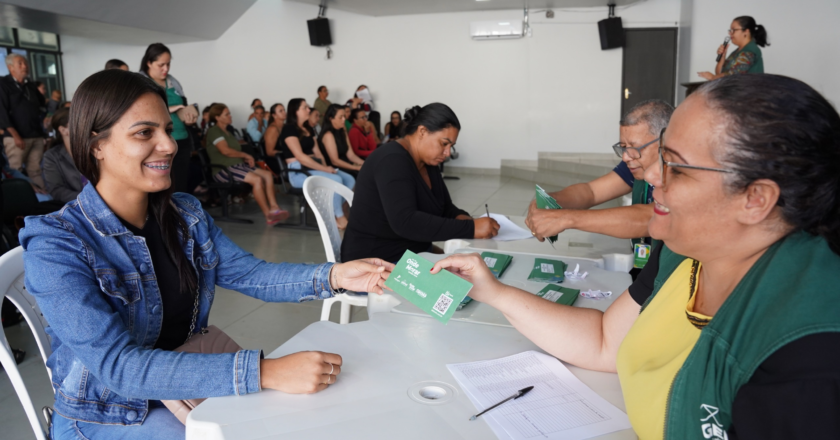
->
<box><xmin>470</xmin><ymin>20</ymin><xmax>523</xmax><ymax>40</ymax></box>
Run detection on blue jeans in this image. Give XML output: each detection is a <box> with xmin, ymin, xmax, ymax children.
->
<box><xmin>288</xmin><ymin>161</ymin><xmax>355</xmax><ymax>218</ymax></box>
<box><xmin>52</xmin><ymin>405</ymin><xmax>184</xmax><ymax>439</ymax></box>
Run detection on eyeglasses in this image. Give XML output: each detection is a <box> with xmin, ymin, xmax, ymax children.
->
<box><xmin>658</xmin><ymin>128</ymin><xmax>734</xmax><ymax>188</ymax></box>
<box><xmin>612</xmin><ymin>137</ymin><xmax>660</xmax><ymax>160</ymax></box>
<box><xmin>727</xmin><ymin>28</ymin><xmax>745</xmax><ymax>34</ymax></box>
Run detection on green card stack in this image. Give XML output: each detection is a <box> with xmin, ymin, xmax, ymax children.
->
<box><xmin>535</xmin><ymin>184</ymin><xmax>562</xmax><ymax>243</ymax></box>
<box><xmin>536</xmin><ymin>285</ymin><xmax>580</xmax><ymax>307</ymax></box>
<box><xmin>480</xmin><ymin>252</ymin><xmax>513</xmax><ymax>279</ymax></box>
<box><xmin>527</xmin><ymin>258</ymin><xmax>568</xmax><ymax>283</ymax></box>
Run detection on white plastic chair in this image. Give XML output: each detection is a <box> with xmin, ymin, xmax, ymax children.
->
<box><xmin>0</xmin><ymin>246</ymin><xmax>53</xmax><ymax>440</ymax></box>
<box><xmin>303</xmin><ymin>176</ymin><xmax>368</xmax><ymax>324</ymax></box>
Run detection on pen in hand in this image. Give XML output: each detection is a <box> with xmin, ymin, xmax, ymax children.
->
<box><xmin>469</xmin><ymin>386</ymin><xmax>534</xmax><ymax>421</ymax></box>
<box><xmin>485</xmin><ymin>203</ymin><xmax>490</xmax><ymax>219</ymax></box>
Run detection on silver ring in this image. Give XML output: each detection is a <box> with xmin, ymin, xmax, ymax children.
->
<box><xmin>328</xmin><ymin>363</ymin><xmax>334</xmax><ymax>375</ymax></box>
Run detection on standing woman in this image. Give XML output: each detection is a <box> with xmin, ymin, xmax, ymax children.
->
<box><xmin>698</xmin><ymin>16</ymin><xmax>768</xmax><ymax>80</ymax></box>
<box><xmin>140</xmin><ymin>43</ymin><xmax>197</xmax><ymax>194</ymax></box>
<box><xmin>280</xmin><ymin>98</ymin><xmax>355</xmax><ymax>229</ymax></box>
<box><xmin>21</xmin><ymin>70</ymin><xmax>393</xmax><ymax>439</ymax></box>
<box><xmin>318</xmin><ymin>104</ymin><xmax>364</xmax><ymax>177</ymax></box>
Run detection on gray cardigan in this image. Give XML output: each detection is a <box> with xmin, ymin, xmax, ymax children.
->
<box><xmin>42</xmin><ymin>145</ymin><xmax>84</xmax><ymax>203</ymax></box>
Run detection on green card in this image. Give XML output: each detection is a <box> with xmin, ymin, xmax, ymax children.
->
<box><xmin>528</xmin><ymin>258</ymin><xmax>568</xmax><ymax>283</ymax></box>
<box><xmin>480</xmin><ymin>252</ymin><xmax>513</xmax><ymax>279</ymax></box>
<box><xmin>535</xmin><ymin>185</ymin><xmax>562</xmax><ymax>244</ymax></box>
<box><xmin>536</xmin><ymin>285</ymin><xmax>580</xmax><ymax>307</ymax></box>
<box><xmin>385</xmin><ymin>250</ymin><xmax>473</xmax><ymax>324</ymax></box>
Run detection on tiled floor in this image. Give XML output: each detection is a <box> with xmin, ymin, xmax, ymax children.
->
<box><xmin>0</xmin><ymin>174</ymin><xmax>545</xmax><ymax>439</ymax></box>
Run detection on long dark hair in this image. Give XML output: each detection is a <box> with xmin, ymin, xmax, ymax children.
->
<box><xmin>698</xmin><ymin>74</ymin><xmax>840</xmax><ymax>254</ymax></box>
<box><xmin>284</xmin><ymin>98</ymin><xmax>312</xmax><ymax>136</ymax></box>
<box><xmin>49</xmin><ymin>108</ymin><xmax>70</xmax><ymax>148</ymax></box>
<box><xmin>388</xmin><ymin>111</ymin><xmax>403</xmax><ymax>138</ymax></box>
<box><xmin>139</xmin><ymin>43</ymin><xmax>171</xmax><ymax>75</ymax></box>
<box><xmin>70</xmin><ymin>70</ymin><xmax>198</xmax><ymax>293</ymax></box>
<box><xmin>318</xmin><ymin>104</ymin><xmax>349</xmax><ymax>152</ymax></box>
<box><xmin>401</xmin><ymin>103</ymin><xmax>461</xmax><ymax>138</ymax></box>
<box><xmin>268</xmin><ymin>103</ymin><xmax>285</xmax><ymax>125</ymax></box>
<box><xmin>734</xmin><ymin>16</ymin><xmax>769</xmax><ymax>47</ymax></box>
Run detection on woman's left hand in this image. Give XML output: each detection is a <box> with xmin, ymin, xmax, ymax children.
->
<box><xmin>331</xmin><ymin>259</ymin><xmax>395</xmax><ymax>294</ymax></box>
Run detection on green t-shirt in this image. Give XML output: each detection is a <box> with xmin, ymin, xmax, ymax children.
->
<box><xmin>166</xmin><ymin>87</ymin><xmax>189</xmax><ymax>141</ymax></box>
<box><xmin>206</xmin><ymin>126</ymin><xmax>243</xmax><ymax>168</ymax></box>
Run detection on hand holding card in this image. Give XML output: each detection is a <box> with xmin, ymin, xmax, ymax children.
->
<box><xmin>386</xmin><ymin>251</ymin><xmax>474</xmax><ymax>324</ymax></box>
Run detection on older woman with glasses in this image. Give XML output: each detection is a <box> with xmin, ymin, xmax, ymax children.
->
<box><xmin>698</xmin><ymin>16</ymin><xmax>768</xmax><ymax>80</ymax></box>
<box><xmin>434</xmin><ymin>74</ymin><xmax>840</xmax><ymax>439</ymax></box>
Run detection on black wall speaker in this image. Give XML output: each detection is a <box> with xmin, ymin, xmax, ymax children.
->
<box><xmin>307</xmin><ymin>17</ymin><xmax>332</xmax><ymax>46</ymax></box>
<box><xmin>598</xmin><ymin>17</ymin><xmax>624</xmax><ymax>50</ymax></box>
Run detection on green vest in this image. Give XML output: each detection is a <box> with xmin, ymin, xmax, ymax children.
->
<box><xmin>724</xmin><ymin>40</ymin><xmax>764</xmax><ymax>74</ymax></box>
<box><xmin>640</xmin><ymin>231</ymin><xmax>840</xmax><ymax>439</ymax></box>
<box><xmin>166</xmin><ymin>87</ymin><xmax>189</xmax><ymax>141</ymax></box>
<box><xmin>630</xmin><ymin>179</ymin><xmax>659</xmax><ymax>251</ymax></box>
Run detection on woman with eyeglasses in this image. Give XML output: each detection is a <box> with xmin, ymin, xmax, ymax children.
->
<box><xmin>433</xmin><ymin>74</ymin><xmax>840</xmax><ymax>439</ymax></box>
<box><xmin>698</xmin><ymin>16</ymin><xmax>768</xmax><ymax>81</ymax></box>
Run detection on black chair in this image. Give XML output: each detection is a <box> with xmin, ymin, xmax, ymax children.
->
<box><xmin>258</xmin><ymin>140</ymin><xmax>318</xmax><ymax>230</ymax></box>
<box><xmin>195</xmin><ymin>149</ymin><xmax>254</xmax><ymax>224</ymax></box>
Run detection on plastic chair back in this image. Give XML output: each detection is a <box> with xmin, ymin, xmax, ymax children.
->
<box><xmin>303</xmin><ymin>176</ymin><xmax>353</xmax><ymax>262</ymax></box>
<box><xmin>0</xmin><ymin>246</ymin><xmax>51</xmax><ymax>440</ymax></box>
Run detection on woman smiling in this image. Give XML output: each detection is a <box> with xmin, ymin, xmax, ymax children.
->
<box><xmin>431</xmin><ymin>75</ymin><xmax>840</xmax><ymax>439</ymax></box>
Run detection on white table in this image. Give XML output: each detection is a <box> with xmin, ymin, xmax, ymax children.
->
<box><xmin>390</xmin><ymin>250</ymin><xmax>632</xmax><ymax>327</ymax></box>
<box><xmin>441</xmin><ymin>216</ymin><xmax>632</xmax><ymax>260</ymax></box>
<box><xmin>187</xmin><ymin>312</ymin><xmax>634</xmax><ymax>440</ymax></box>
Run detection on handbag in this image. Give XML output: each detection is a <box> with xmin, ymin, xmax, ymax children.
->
<box><xmin>161</xmin><ymin>289</ymin><xmax>242</xmax><ymax>424</ymax></box>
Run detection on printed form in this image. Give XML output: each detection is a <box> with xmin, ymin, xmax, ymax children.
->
<box><xmin>447</xmin><ymin>351</ymin><xmax>631</xmax><ymax>440</ymax></box>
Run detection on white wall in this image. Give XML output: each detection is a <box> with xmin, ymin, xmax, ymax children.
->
<box><xmin>62</xmin><ymin>0</ymin><xmax>681</xmax><ymax>169</ymax></box>
<box><xmin>688</xmin><ymin>0</ymin><xmax>840</xmax><ymax>106</ymax></box>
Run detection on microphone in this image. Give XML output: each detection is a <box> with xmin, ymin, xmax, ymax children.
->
<box><xmin>716</xmin><ymin>37</ymin><xmax>730</xmax><ymax>62</ymax></box>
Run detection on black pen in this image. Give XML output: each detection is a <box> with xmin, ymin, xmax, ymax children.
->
<box><xmin>485</xmin><ymin>203</ymin><xmax>490</xmax><ymax>219</ymax></box>
<box><xmin>469</xmin><ymin>386</ymin><xmax>534</xmax><ymax>421</ymax></box>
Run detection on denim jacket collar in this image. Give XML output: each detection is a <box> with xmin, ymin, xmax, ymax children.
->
<box><xmin>76</xmin><ymin>183</ymin><xmax>200</xmax><ymax>237</ymax></box>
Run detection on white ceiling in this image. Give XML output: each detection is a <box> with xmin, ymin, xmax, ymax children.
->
<box><xmin>0</xmin><ymin>0</ymin><xmax>257</xmax><ymax>44</ymax></box>
<box><xmin>285</xmin><ymin>0</ymin><xmax>638</xmax><ymax>17</ymax></box>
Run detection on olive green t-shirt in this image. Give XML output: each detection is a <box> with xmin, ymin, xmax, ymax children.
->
<box><xmin>206</xmin><ymin>126</ymin><xmax>243</xmax><ymax>168</ymax></box>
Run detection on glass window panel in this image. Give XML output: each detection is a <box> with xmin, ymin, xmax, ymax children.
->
<box><xmin>0</xmin><ymin>27</ymin><xmax>14</xmax><ymax>46</ymax></box>
<box><xmin>0</xmin><ymin>47</ymin><xmax>8</xmax><ymax>76</ymax></box>
<box><xmin>18</xmin><ymin>28</ymin><xmax>59</xmax><ymax>50</ymax></box>
<box><xmin>30</xmin><ymin>52</ymin><xmax>62</xmax><ymax>97</ymax></box>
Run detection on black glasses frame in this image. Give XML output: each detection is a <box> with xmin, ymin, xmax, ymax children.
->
<box><xmin>658</xmin><ymin>128</ymin><xmax>734</xmax><ymax>188</ymax></box>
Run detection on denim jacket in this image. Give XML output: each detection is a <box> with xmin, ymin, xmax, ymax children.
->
<box><xmin>20</xmin><ymin>184</ymin><xmax>335</xmax><ymax>425</ymax></box>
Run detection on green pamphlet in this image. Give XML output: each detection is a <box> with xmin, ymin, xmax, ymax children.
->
<box><xmin>481</xmin><ymin>252</ymin><xmax>513</xmax><ymax>279</ymax></box>
<box><xmin>385</xmin><ymin>250</ymin><xmax>473</xmax><ymax>324</ymax></box>
<box><xmin>535</xmin><ymin>185</ymin><xmax>562</xmax><ymax>244</ymax></box>
<box><xmin>527</xmin><ymin>258</ymin><xmax>568</xmax><ymax>283</ymax></box>
<box><xmin>536</xmin><ymin>285</ymin><xmax>580</xmax><ymax>307</ymax></box>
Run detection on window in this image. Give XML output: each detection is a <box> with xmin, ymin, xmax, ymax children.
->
<box><xmin>0</xmin><ymin>27</ymin><xmax>65</xmax><ymax>103</ymax></box>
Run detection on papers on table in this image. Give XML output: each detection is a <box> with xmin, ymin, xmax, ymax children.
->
<box><xmin>447</xmin><ymin>351</ymin><xmax>631</xmax><ymax>440</ymax></box>
<box><xmin>480</xmin><ymin>213</ymin><xmax>535</xmax><ymax>241</ymax></box>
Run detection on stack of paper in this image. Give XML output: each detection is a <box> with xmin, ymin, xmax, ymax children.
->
<box><xmin>479</xmin><ymin>213</ymin><xmax>535</xmax><ymax>241</ymax></box>
<box><xmin>536</xmin><ymin>285</ymin><xmax>580</xmax><ymax>307</ymax></box>
<box><xmin>535</xmin><ymin>185</ymin><xmax>562</xmax><ymax>244</ymax></box>
<box><xmin>528</xmin><ymin>258</ymin><xmax>568</xmax><ymax>283</ymax></box>
<box><xmin>482</xmin><ymin>252</ymin><xmax>513</xmax><ymax>279</ymax></box>
<box><xmin>447</xmin><ymin>351</ymin><xmax>631</xmax><ymax>440</ymax></box>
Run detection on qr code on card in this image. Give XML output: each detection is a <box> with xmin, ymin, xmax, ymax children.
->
<box><xmin>432</xmin><ymin>294</ymin><xmax>454</xmax><ymax>316</ymax></box>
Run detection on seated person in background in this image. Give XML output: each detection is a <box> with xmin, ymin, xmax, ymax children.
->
<box><xmin>341</xmin><ymin>103</ymin><xmax>500</xmax><ymax>263</ymax></box>
<box><xmin>104</xmin><ymin>59</ymin><xmax>129</xmax><ymax>70</ymax></box>
<box><xmin>383</xmin><ymin>111</ymin><xmax>403</xmax><ymax>142</ymax></box>
<box><xmin>280</xmin><ymin>98</ymin><xmax>355</xmax><ymax>229</ymax></box>
<box><xmin>348</xmin><ymin>109</ymin><xmax>378</xmax><ymax>159</ymax></box>
<box><xmin>42</xmin><ymin>108</ymin><xmax>86</xmax><ymax>203</ymax></box>
<box><xmin>205</xmin><ymin>104</ymin><xmax>289</xmax><ymax>224</ymax></box>
<box><xmin>246</xmin><ymin>105</ymin><xmax>267</xmax><ymax>142</ymax></box>
<box><xmin>247</xmin><ymin>98</ymin><xmax>263</xmax><ymax>121</ymax></box>
<box><xmin>432</xmin><ymin>74</ymin><xmax>840</xmax><ymax>439</ymax></box>
<box><xmin>308</xmin><ymin>107</ymin><xmax>322</xmax><ymax>136</ymax></box>
<box><xmin>525</xmin><ymin>99</ymin><xmax>672</xmax><ymax>273</ymax></box>
<box><xmin>343</xmin><ymin>104</ymin><xmax>353</xmax><ymax>132</ymax></box>
<box><xmin>318</xmin><ymin>104</ymin><xmax>364</xmax><ymax>177</ymax></box>
<box><xmin>46</xmin><ymin>89</ymin><xmax>62</xmax><ymax>114</ymax></box>
<box><xmin>35</xmin><ymin>81</ymin><xmax>47</xmax><ymax>97</ymax></box>
<box><xmin>262</xmin><ymin>103</ymin><xmax>286</xmax><ymax>173</ymax></box>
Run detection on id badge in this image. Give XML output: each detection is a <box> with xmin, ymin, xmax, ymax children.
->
<box><xmin>634</xmin><ymin>243</ymin><xmax>651</xmax><ymax>269</ymax></box>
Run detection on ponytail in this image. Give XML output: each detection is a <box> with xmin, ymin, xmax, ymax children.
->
<box><xmin>734</xmin><ymin>16</ymin><xmax>769</xmax><ymax>47</ymax></box>
<box><xmin>753</xmin><ymin>24</ymin><xmax>769</xmax><ymax>47</ymax></box>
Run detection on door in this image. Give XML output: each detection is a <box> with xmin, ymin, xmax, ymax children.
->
<box><xmin>621</xmin><ymin>28</ymin><xmax>678</xmax><ymax>115</ymax></box>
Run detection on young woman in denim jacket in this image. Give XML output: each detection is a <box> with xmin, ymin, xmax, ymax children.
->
<box><xmin>20</xmin><ymin>70</ymin><xmax>393</xmax><ymax>439</ymax></box>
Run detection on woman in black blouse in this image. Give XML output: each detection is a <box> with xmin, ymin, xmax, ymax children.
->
<box><xmin>318</xmin><ymin>104</ymin><xmax>365</xmax><ymax>177</ymax></box>
<box><xmin>341</xmin><ymin>103</ymin><xmax>499</xmax><ymax>263</ymax></box>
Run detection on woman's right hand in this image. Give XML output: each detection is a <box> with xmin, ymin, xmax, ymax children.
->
<box><xmin>473</xmin><ymin>217</ymin><xmax>500</xmax><ymax>239</ymax></box>
<box><xmin>260</xmin><ymin>351</ymin><xmax>343</xmax><ymax>394</ymax></box>
<box><xmin>431</xmin><ymin>253</ymin><xmax>503</xmax><ymax>304</ymax></box>
<box><xmin>243</xmin><ymin>154</ymin><xmax>255</xmax><ymax>167</ymax></box>
<box><xmin>716</xmin><ymin>43</ymin><xmax>728</xmax><ymax>56</ymax></box>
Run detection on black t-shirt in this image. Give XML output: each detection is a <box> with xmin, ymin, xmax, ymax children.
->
<box><xmin>279</xmin><ymin>123</ymin><xmax>315</xmax><ymax>159</ymax></box>
<box><xmin>629</xmin><ymin>243</ymin><xmax>840</xmax><ymax>438</ymax></box>
<box><xmin>341</xmin><ymin>142</ymin><xmax>474</xmax><ymax>263</ymax></box>
<box><xmin>320</xmin><ymin>129</ymin><xmax>350</xmax><ymax>168</ymax></box>
<box><xmin>121</xmin><ymin>214</ymin><xmax>194</xmax><ymax>351</ymax></box>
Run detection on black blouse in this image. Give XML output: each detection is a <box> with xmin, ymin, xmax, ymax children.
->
<box><xmin>341</xmin><ymin>142</ymin><xmax>474</xmax><ymax>263</ymax></box>
<box><xmin>279</xmin><ymin>123</ymin><xmax>315</xmax><ymax>159</ymax></box>
<box><xmin>320</xmin><ymin>129</ymin><xmax>350</xmax><ymax>168</ymax></box>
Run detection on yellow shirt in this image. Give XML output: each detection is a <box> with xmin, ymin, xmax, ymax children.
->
<box><xmin>616</xmin><ymin>259</ymin><xmax>712</xmax><ymax>440</ymax></box>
